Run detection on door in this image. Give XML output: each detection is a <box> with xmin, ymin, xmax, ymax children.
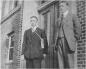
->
<box><xmin>38</xmin><ymin>1</ymin><xmax>59</xmax><ymax>47</ymax></box>
<box><xmin>38</xmin><ymin>1</ymin><xmax>59</xmax><ymax>68</ymax></box>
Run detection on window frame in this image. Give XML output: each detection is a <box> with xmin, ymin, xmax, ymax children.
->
<box><xmin>7</xmin><ymin>33</ymin><xmax>14</xmax><ymax>63</ymax></box>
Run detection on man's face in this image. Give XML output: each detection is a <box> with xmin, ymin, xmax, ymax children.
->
<box><xmin>60</xmin><ymin>3</ymin><xmax>68</xmax><ymax>14</ymax></box>
<box><xmin>30</xmin><ymin>18</ymin><xmax>37</xmax><ymax>28</ymax></box>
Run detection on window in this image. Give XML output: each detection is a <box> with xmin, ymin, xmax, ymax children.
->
<box><xmin>9</xmin><ymin>35</ymin><xmax>14</xmax><ymax>61</ymax></box>
<box><xmin>2</xmin><ymin>0</ymin><xmax>19</xmax><ymax>17</ymax></box>
<box><xmin>2</xmin><ymin>1</ymin><xmax>10</xmax><ymax>17</ymax></box>
<box><xmin>14</xmin><ymin>0</ymin><xmax>18</xmax><ymax>8</ymax></box>
<box><xmin>7</xmin><ymin>32</ymin><xmax>14</xmax><ymax>62</ymax></box>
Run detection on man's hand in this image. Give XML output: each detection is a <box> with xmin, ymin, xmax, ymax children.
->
<box><xmin>43</xmin><ymin>54</ymin><xmax>46</xmax><ymax>58</ymax></box>
<box><xmin>21</xmin><ymin>55</ymin><xmax>24</xmax><ymax>60</ymax></box>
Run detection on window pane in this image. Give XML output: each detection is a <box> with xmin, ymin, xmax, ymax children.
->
<box><xmin>3</xmin><ymin>1</ymin><xmax>10</xmax><ymax>16</ymax></box>
<box><xmin>10</xmin><ymin>40</ymin><xmax>14</xmax><ymax>47</ymax></box>
<box><xmin>9</xmin><ymin>48</ymin><xmax>13</xmax><ymax>60</ymax></box>
<box><xmin>6</xmin><ymin>38</ymin><xmax>9</xmax><ymax>48</ymax></box>
<box><xmin>10</xmin><ymin>35</ymin><xmax>14</xmax><ymax>47</ymax></box>
<box><xmin>14</xmin><ymin>0</ymin><xmax>18</xmax><ymax>7</ymax></box>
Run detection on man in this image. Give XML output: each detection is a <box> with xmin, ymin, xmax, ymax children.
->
<box><xmin>55</xmin><ymin>1</ymin><xmax>81</xmax><ymax>69</ymax></box>
<box><xmin>21</xmin><ymin>16</ymin><xmax>48</xmax><ymax>69</ymax></box>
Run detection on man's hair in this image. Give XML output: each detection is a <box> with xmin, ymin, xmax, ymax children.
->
<box><xmin>60</xmin><ymin>1</ymin><xmax>69</xmax><ymax>6</ymax></box>
<box><xmin>30</xmin><ymin>16</ymin><xmax>38</xmax><ymax>21</ymax></box>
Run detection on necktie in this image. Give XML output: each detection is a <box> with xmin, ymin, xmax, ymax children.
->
<box><xmin>60</xmin><ymin>14</ymin><xmax>63</xmax><ymax>28</ymax></box>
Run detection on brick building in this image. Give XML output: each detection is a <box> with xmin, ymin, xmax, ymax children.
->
<box><xmin>1</xmin><ymin>0</ymin><xmax>23</xmax><ymax>69</ymax></box>
<box><xmin>0</xmin><ymin>0</ymin><xmax>86</xmax><ymax>69</ymax></box>
<box><xmin>77</xmin><ymin>0</ymin><xmax>86</xmax><ymax>69</ymax></box>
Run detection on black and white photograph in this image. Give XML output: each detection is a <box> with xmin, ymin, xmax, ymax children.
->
<box><xmin>0</xmin><ymin>0</ymin><xmax>86</xmax><ymax>69</ymax></box>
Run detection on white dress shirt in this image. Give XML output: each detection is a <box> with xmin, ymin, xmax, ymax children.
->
<box><xmin>63</xmin><ymin>10</ymin><xmax>69</xmax><ymax>18</ymax></box>
<box><xmin>32</xmin><ymin>26</ymin><xmax>37</xmax><ymax>32</ymax></box>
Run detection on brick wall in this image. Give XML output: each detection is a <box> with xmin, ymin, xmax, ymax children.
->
<box><xmin>1</xmin><ymin>1</ymin><xmax>23</xmax><ymax>69</ymax></box>
<box><xmin>77</xmin><ymin>0</ymin><xmax>86</xmax><ymax>68</ymax></box>
<box><xmin>12</xmin><ymin>7</ymin><xmax>22</xmax><ymax>69</ymax></box>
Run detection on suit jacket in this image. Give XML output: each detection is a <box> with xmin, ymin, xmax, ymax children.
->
<box><xmin>57</xmin><ymin>12</ymin><xmax>81</xmax><ymax>52</ymax></box>
<box><xmin>22</xmin><ymin>27</ymin><xmax>48</xmax><ymax>59</ymax></box>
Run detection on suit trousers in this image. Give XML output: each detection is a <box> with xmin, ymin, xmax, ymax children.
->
<box><xmin>25</xmin><ymin>58</ymin><xmax>42</xmax><ymax>69</ymax></box>
<box><xmin>58</xmin><ymin>37</ymin><xmax>75</xmax><ymax>69</ymax></box>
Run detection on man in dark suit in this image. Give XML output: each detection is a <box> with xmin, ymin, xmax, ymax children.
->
<box><xmin>55</xmin><ymin>1</ymin><xmax>81</xmax><ymax>69</ymax></box>
<box><xmin>21</xmin><ymin>16</ymin><xmax>48</xmax><ymax>69</ymax></box>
